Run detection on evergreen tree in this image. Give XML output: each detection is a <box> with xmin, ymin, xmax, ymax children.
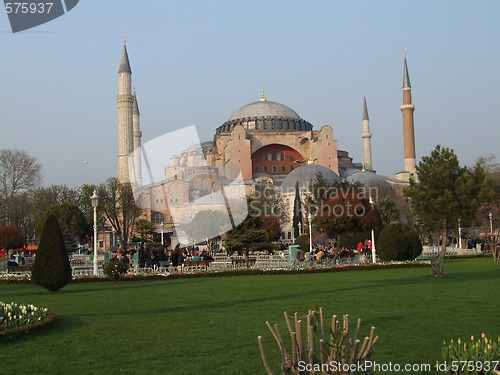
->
<box><xmin>292</xmin><ymin>181</ymin><xmax>303</xmax><ymax>238</ymax></box>
<box><xmin>404</xmin><ymin>145</ymin><xmax>493</xmax><ymax>265</ymax></box>
<box><xmin>224</xmin><ymin>198</ymin><xmax>268</xmax><ymax>266</ymax></box>
<box><xmin>37</xmin><ymin>203</ymin><xmax>91</xmax><ymax>252</ymax></box>
<box><xmin>32</xmin><ymin>215</ymin><xmax>72</xmax><ymax>292</ymax></box>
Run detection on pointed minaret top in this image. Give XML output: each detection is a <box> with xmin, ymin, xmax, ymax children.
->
<box><xmin>133</xmin><ymin>88</ymin><xmax>140</xmax><ymax>115</ymax></box>
<box><xmin>403</xmin><ymin>49</ymin><xmax>411</xmax><ymax>88</ymax></box>
<box><xmin>363</xmin><ymin>96</ymin><xmax>369</xmax><ymax>121</ymax></box>
<box><xmin>260</xmin><ymin>87</ymin><xmax>267</xmax><ymax>102</ymax></box>
<box><xmin>119</xmin><ymin>40</ymin><xmax>132</xmax><ymax>74</ymax></box>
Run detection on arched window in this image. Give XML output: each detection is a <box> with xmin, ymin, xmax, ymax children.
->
<box><xmin>255</xmin><ymin>166</ymin><xmax>260</xmax><ymax>173</ymax></box>
<box><xmin>152</xmin><ymin>212</ymin><xmax>164</xmax><ymax>224</ymax></box>
<box><xmin>272</xmin><ymin>165</ymin><xmax>277</xmax><ymax>173</ymax></box>
<box><xmin>263</xmin><ymin>166</ymin><xmax>268</xmax><ymax>173</ymax></box>
<box><xmin>281</xmin><ymin>165</ymin><xmax>286</xmax><ymax>173</ymax></box>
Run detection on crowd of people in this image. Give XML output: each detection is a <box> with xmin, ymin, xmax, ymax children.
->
<box><xmin>111</xmin><ymin>244</ymin><xmax>216</xmax><ymax>270</ymax></box>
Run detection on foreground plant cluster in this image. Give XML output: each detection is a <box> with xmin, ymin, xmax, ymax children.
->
<box><xmin>443</xmin><ymin>334</ymin><xmax>500</xmax><ymax>375</ymax></box>
<box><xmin>0</xmin><ymin>301</ymin><xmax>54</xmax><ymax>337</ymax></box>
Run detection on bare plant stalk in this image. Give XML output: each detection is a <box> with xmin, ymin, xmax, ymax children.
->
<box><xmin>259</xmin><ymin>308</ymin><xmax>378</xmax><ymax>374</ymax></box>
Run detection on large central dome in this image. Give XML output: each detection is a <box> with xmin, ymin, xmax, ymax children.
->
<box><xmin>228</xmin><ymin>100</ymin><xmax>301</xmax><ymax>121</ymax></box>
<box><xmin>216</xmin><ymin>92</ymin><xmax>313</xmax><ymax>134</ymax></box>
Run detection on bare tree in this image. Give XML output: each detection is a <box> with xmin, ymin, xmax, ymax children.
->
<box><xmin>0</xmin><ymin>149</ymin><xmax>42</xmax><ymax>198</ymax></box>
<box><xmin>98</xmin><ymin>178</ymin><xmax>142</xmax><ymax>250</ymax></box>
<box><xmin>0</xmin><ymin>149</ymin><xmax>43</xmax><ymax>224</ymax></box>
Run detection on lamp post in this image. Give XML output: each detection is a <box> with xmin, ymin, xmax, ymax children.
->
<box><xmin>294</xmin><ymin>159</ymin><xmax>306</xmax><ymax>239</ymax></box>
<box><xmin>308</xmin><ymin>213</ymin><xmax>313</xmax><ymax>253</ymax></box>
<box><xmin>458</xmin><ymin>219</ymin><xmax>462</xmax><ymax>249</ymax></box>
<box><xmin>369</xmin><ymin>195</ymin><xmax>377</xmax><ymax>263</ymax></box>
<box><xmin>160</xmin><ymin>222</ymin><xmax>164</xmax><ymax>246</ymax></box>
<box><xmin>90</xmin><ymin>190</ymin><xmax>99</xmax><ymax>276</ymax></box>
<box><xmin>489</xmin><ymin>212</ymin><xmax>493</xmax><ymax>242</ymax></box>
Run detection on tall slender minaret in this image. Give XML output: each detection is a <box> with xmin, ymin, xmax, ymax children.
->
<box><xmin>117</xmin><ymin>39</ymin><xmax>134</xmax><ymax>183</ymax></box>
<box><xmin>131</xmin><ymin>88</ymin><xmax>142</xmax><ymax>183</ymax></box>
<box><xmin>362</xmin><ymin>96</ymin><xmax>372</xmax><ymax>170</ymax></box>
<box><xmin>132</xmin><ymin>89</ymin><xmax>141</xmax><ymax>153</ymax></box>
<box><xmin>400</xmin><ymin>50</ymin><xmax>417</xmax><ymax>177</ymax></box>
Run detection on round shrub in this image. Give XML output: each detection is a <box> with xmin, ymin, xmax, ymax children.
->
<box><xmin>376</xmin><ymin>224</ymin><xmax>422</xmax><ymax>261</ymax></box>
<box><xmin>103</xmin><ymin>259</ymin><xmax>129</xmax><ymax>282</ymax></box>
<box><xmin>294</xmin><ymin>234</ymin><xmax>309</xmax><ymax>251</ymax></box>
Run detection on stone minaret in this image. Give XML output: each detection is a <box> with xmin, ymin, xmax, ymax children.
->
<box><xmin>117</xmin><ymin>40</ymin><xmax>134</xmax><ymax>183</ymax></box>
<box><xmin>400</xmin><ymin>50</ymin><xmax>416</xmax><ymax>176</ymax></box>
<box><xmin>130</xmin><ymin>88</ymin><xmax>142</xmax><ymax>184</ymax></box>
<box><xmin>362</xmin><ymin>96</ymin><xmax>372</xmax><ymax>170</ymax></box>
<box><xmin>132</xmin><ymin>89</ymin><xmax>141</xmax><ymax>153</ymax></box>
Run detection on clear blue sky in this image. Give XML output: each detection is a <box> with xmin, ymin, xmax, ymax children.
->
<box><xmin>1</xmin><ymin>1</ymin><xmax>499</xmax><ymax>187</ymax></box>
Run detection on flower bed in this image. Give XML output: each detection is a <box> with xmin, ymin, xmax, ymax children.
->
<box><xmin>0</xmin><ymin>260</ymin><xmax>431</xmax><ymax>284</ymax></box>
<box><xmin>443</xmin><ymin>333</ymin><xmax>500</xmax><ymax>374</ymax></box>
<box><xmin>0</xmin><ymin>302</ymin><xmax>56</xmax><ymax>339</ymax></box>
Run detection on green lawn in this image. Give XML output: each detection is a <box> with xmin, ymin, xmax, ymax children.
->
<box><xmin>1</xmin><ymin>258</ymin><xmax>499</xmax><ymax>374</ymax></box>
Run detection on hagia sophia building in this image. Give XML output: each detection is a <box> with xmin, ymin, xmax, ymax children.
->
<box><xmin>116</xmin><ymin>41</ymin><xmax>417</xmax><ymax>246</ymax></box>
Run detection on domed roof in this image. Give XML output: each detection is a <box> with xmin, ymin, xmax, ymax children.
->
<box><xmin>216</xmin><ymin>91</ymin><xmax>313</xmax><ymax>134</ymax></box>
<box><xmin>345</xmin><ymin>171</ymin><xmax>395</xmax><ymax>200</ymax></box>
<box><xmin>279</xmin><ymin>164</ymin><xmax>341</xmax><ymax>192</ymax></box>
<box><xmin>345</xmin><ymin>170</ymin><xmax>390</xmax><ymax>189</ymax></box>
<box><xmin>228</xmin><ymin>100</ymin><xmax>301</xmax><ymax>122</ymax></box>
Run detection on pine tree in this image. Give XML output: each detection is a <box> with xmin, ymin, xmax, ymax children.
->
<box><xmin>292</xmin><ymin>181</ymin><xmax>303</xmax><ymax>238</ymax></box>
<box><xmin>32</xmin><ymin>215</ymin><xmax>72</xmax><ymax>292</ymax></box>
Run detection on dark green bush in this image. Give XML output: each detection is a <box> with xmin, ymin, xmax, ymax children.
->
<box><xmin>377</xmin><ymin>224</ymin><xmax>422</xmax><ymax>261</ymax></box>
<box><xmin>103</xmin><ymin>259</ymin><xmax>129</xmax><ymax>282</ymax></box>
<box><xmin>31</xmin><ymin>215</ymin><xmax>73</xmax><ymax>292</ymax></box>
<box><xmin>294</xmin><ymin>233</ymin><xmax>309</xmax><ymax>251</ymax></box>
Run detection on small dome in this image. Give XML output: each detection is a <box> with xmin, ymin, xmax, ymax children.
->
<box><xmin>279</xmin><ymin>164</ymin><xmax>341</xmax><ymax>193</ymax></box>
<box><xmin>345</xmin><ymin>171</ymin><xmax>394</xmax><ymax>200</ymax></box>
<box><xmin>228</xmin><ymin>100</ymin><xmax>301</xmax><ymax>122</ymax></box>
<box><xmin>345</xmin><ymin>170</ymin><xmax>390</xmax><ymax>188</ymax></box>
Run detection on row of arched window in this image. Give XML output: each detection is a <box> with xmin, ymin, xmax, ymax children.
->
<box><xmin>255</xmin><ymin>165</ymin><xmax>295</xmax><ymax>174</ymax></box>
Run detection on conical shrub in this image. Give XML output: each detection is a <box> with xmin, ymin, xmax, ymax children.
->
<box><xmin>32</xmin><ymin>215</ymin><xmax>72</xmax><ymax>292</ymax></box>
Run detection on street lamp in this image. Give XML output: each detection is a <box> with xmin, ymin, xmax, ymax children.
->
<box><xmin>458</xmin><ymin>219</ymin><xmax>461</xmax><ymax>249</ymax></box>
<box><xmin>489</xmin><ymin>212</ymin><xmax>493</xmax><ymax>241</ymax></box>
<box><xmin>160</xmin><ymin>222</ymin><xmax>164</xmax><ymax>246</ymax></box>
<box><xmin>90</xmin><ymin>190</ymin><xmax>99</xmax><ymax>276</ymax></box>
<box><xmin>369</xmin><ymin>194</ymin><xmax>377</xmax><ymax>263</ymax></box>
<box><xmin>307</xmin><ymin>212</ymin><xmax>312</xmax><ymax>254</ymax></box>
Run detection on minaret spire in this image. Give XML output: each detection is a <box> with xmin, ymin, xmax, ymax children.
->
<box><xmin>361</xmin><ymin>95</ymin><xmax>373</xmax><ymax>170</ymax></box>
<box><xmin>119</xmin><ymin>39</ymin><xmax>132</xmax><ymax>74</ymax></box>
<box><xmin>400</xmin><ymin>49</ymin><xmax>417</xmax><ymax>180</ymax></box>
<box><xmin>403</xmin><ymin>49</ymin><xmax>411</xmax><ymax>88</ymax></box>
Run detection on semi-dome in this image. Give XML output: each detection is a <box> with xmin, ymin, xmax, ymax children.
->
<box><xmin>216</xmin><ymin>92</ymin><xmax>313</xmax><ymax>134</ymax></box>
<box><xmin>279</xmin><ymin>164</ymin><xmax>341</xmax><ymax>192</ymax></box>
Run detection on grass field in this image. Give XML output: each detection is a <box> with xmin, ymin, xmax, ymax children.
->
<box><xmin>1</xmin><ymin>258</ymin><xmax>499</xmax><ymax>374</ymax></box>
